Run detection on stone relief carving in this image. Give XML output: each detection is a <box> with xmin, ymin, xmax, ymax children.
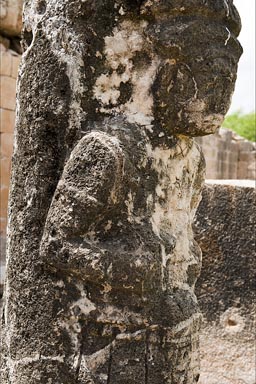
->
<box><xmin>0</xmin><ymin>1</ymin><xmax>242</xmax><ymax>383</ymax></box>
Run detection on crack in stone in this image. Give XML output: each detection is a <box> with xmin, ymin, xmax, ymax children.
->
<box><xmin>106</xmin><ymin>344</ymin><xmax>113</xmax><ymax>384</ymax></box>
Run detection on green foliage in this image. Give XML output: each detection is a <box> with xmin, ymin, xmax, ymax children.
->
<box><xmin>223</xmin><ymin>112</ymin><xmax>256</xmax><ymax>142</ymax></box>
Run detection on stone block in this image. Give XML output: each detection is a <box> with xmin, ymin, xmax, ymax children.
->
<box><xmin>0</xmin><ymin>76</ymin><xmax>17</xmax><ymax>110</ymax></box>
<box><xmin>237</xmin><ymin>162</ymin><xmax>248</xmax><ymax>179</ymax></box>
<box><xmin>0</xmin><ymin>132</ymin><xmax>14</xmax><ymax>158</ymax></box>
<box><xmin>0</xmin><ymin>0</ymin><xmax>23</xmax><ymax>36</ymax></box>
<box><xmin>226</xmin><ymin>151</ymin><xmax>236</xmax><ymax>166</ymax></box>
<box><xmin>230</xmin><ymin>150</ymin><xmax>238</xmax><ymax>162</ymax></box>
<box><xmin>205</xmin><ymin>171</ymin><xmax>217</xmax><ymax>180</ymax></box>
<box><xmin>11</xmin><ymin>54</ymin><xmax>21</xmax><ymax>78</ymax></box>
<box><xmin>205</xmin><ymin>162</ymin><xmax>218</xmax><ymax>180</ymax></box>
<box><xmin>227</xmin><ymin>164</ymin><xmax>237</xmax><ymax>179</ymax></box>
<box><xmin>195</xmin><ymin>183</ymin><xmax>255</xmax><ymax>317</ymax></box>
<box><xmin>239</xmin><ymin>151</ymin><xmax>251</xmax><ymax>162</ymax></box>
<box><xmin>218</xmin><ymin>140</ymin><xmax>226</xmax><ymax>151</ymax></box>
<box><xmin>245</xmin><ymin>151</ymin><xmax>255</xmax><ymax>164</ymax></box>
<box><xmin>219</xmin><ymin>161</ymin><xmax>229</xmax><ymax>179</ymax></box>
<box><xmin>239</xmin><ymin>141</ymin><xmax>253</xmax><ymax>152</ymax></box>
<box><xmin>0</xmin><ymin>36</ymin><xmax>10</xmax><ymax>50</ymax></box>
<box><xmin>195</xmin><ymin>183</ymin><xmax>256</xmax><ymax>384</ymax></box>
<box><xmin>0</xmin><ymin>186</ymin><xmax>9</xmax><ymax>217</ymax></box>
<box><xmin>0</xmin><ymin>157</ymin><xmax>11</xmax><ymax>187</ymax></box>
<box><xmin>230</xmin><ymin>141</ymin><xmax>238</xmax><ymax>152</ymax></box>
<box><xmin>0</xmin><ymin>235</ymin><xmax>6</xmax><ymax>262</ymax></box>
<box><xmin>0</xmin><ymin>218</ymin><xmax>7</xmax><ymax>236</ymax></box>
<box><xmin>0</xmin><ymin>51</ymin><xmax>12</xmax><ymax>76</ymax></box>
<box><xmin>247</xmin><ymin>166</ymin><xmax>256</xmax><ymax>180</ymax></box>
<box><xmin>0</xmin><ymin>235</ymin><xmax>6</xmax><ymax>295</ymax></box>
<box><xmin>196</xmin><ymin>127</ymin><xmax>254</xmax><ymax>181</ymax></box>
<box><xmin>210</xmin><ymin>148</ymin><xmax>218</xmax><ymax>159</ymax></box>
<box><xmin>219</xmin><ymin>127</ymin><xmax>233</xmax><ymax>141</ymax></box>
<box><xmin>0</xmin><ymin>108</ymin><xmax>15</xmax><ymax>132</ymax></box>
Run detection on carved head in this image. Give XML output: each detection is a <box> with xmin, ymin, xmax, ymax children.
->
<box><xmin>91</xmin><ymin>1</ymin><xmax>242</xmax><ymax>137</ymax></box>
<box><xmin>141</xmin><ymin>0</ymin><xmax>243</xmax><ymax>136</ymax></box>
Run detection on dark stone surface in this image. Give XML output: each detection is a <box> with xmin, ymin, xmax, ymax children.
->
<box><xmin>194</xmin><ymin>183</ymin><xmax>256</xmax><ymax>321</ymax></box>
<box><xmin>0</xmin><ymin>1</ymin><xmax>241</xmax><ymax>383</ymax></box>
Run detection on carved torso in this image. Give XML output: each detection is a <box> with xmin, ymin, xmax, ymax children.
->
<box><xmin>38</xmin><ymin>117</ymin><xmax>204</xmax><ymax>382</ymax></box>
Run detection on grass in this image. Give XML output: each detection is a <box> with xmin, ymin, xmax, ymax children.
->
<box><xmin>223</xmin><ymin>112</ymin><xmax>256</xmax><ymax>142</ymax></box>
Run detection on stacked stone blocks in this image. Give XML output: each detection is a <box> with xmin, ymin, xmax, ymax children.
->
<box><xmin>196</xmin><ymin>128</ymin><xmax>256</xmax><ymax>180</ymax></box>
<box><xmin>0</xmin><ymin>0</ymin><xmax>22</xmax><ymax>288</ymax></box>
<box><xmin>0</xmin><ymin>46</ymin><xmax>20</xmax><ymax>236</ymax></box>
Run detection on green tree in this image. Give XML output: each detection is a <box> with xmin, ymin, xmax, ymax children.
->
<box><xmin>223</xmin><ymin>112</ymin><xmax>256</xmax><ymax>142</ymax></box>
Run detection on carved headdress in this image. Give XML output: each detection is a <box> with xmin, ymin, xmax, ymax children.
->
<box><xmin>141</xmin><ymin>0</ymin><xmax>241</xmax><ymax>35</ymax></box>
<box><xmin>137</xmin><ymin>0</ymin><xmax>243</xmax><ymax>135</ymax></box>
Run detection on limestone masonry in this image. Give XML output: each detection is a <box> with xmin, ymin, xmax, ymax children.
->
<box><xmin>195</xmin><ymin>182</ymin><xmax>255</xmax><ymax>384</ymax></box>
<box><xmin>0</xmin><ymin>38</ymin><xmax>21</xmax><ymax>291</ymax></box>
<box><xmin>0</xmin><ymin>0</ymin><xmax>23</xmax><ymax>36</ymax></box>
<box><xmin>197</xmin><ymin>128</ymin><xmax>256</xmax><ymax>180</ymax></box>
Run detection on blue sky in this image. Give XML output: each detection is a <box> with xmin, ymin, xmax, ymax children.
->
<box><xmin>229</xmin><ymin>0</ymin><xmax>255</xmax><ymax>114</ymax></box>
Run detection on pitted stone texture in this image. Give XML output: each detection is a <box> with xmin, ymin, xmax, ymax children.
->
<box><xmin>0</xmin><ymin>0</ymin><xmax>23</xmax><ymax>36</ymax></box>
<box><xmin>0</xmin><ymin>1</ymin><xmax>241</xmax><ymax>383</ymax></box>
<box><xmin>194</xmin><ymin>183</ymin><xmax>255</xmax><ymax>320</ymax></box>
<box><xmin>194</xmin><ymin>183</ymin><xmax>255</xmax><ymax>383</ymax></box>
<box><xmin>142</xmin><ymin>0</ymin><xmax>242</xmax><ymax>136</ymax></box>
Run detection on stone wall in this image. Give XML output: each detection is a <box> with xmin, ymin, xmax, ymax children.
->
<box><xmin>194</xmin><ymin>181</ymin><xmax>255</xmax><ymax>384</ymax></box>
<box><xmin>0</xmin><ymin>0</ymin><xmax>22</xmax><ymax>289</ymax></box>
<box><xmin>0</xmin><ymin>0</ymin><xmax>23</xmax><ymax>36</ymax></box>
<box><xmin>196</xmin><ymin>128</ymin><xmax>256</xmax><ymax>180</ymax></box>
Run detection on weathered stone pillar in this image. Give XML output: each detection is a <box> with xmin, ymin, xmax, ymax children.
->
<box><xmin>0</xmin><ymin>1</ymin><xmax>242</xmax><ymax>383</ymax></box>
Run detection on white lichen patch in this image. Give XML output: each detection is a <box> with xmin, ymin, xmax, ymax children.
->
<box><xmin>125</xmin><ymin>190</ymin><xmax>134</xmax><ymax>222</ymax></box>
<box><xmin>122</xmin><ymin>58</ymin><xmax>160</xmax><ymax>125</ymax></box>
<box><xmin>104</xmin><ymin>21</ymin><xmax>145</xmax><ymax>68</ymax></box>
<box><xmin>8</xmin><ymin>354</ymin><xmax>65</xmax><ymax>366</ymax></box>
<box><xmin>104</xmin><ymin>220</ymin><xmax>112</xmax><ymax>232</ymax></box>
<box><xmin>124</xmin><ymin>190</ymin><xmax>143</xmax><ymax>224</ymax></box>
<box><xmin>160</xmin><ymin>244</ymin><xmax>172</xmax><ymax>291</ymax></box>
<box><xmin>171</xmin><ymin>313</ymin><xmax>202</xmax><ymax>335</ymax></box>
<box><xmin>223</xmin><ymin>0</ymin><xmax>230</xmax><ymax>17</ymax></box>
<box><xmin>94</xmin><ymin>72</ymin><xmax>130</xmax><ymax>105</ymax></box>
<box><xmin>93</xmin><ymin>21</ymin><xmax>144</xmax><ymax>107</ymax></box>
<box><xmin>147</xmin><ymin>138</ymin><xmax>203</xmax><ymax>290</ymax></box>
<box><xmin>115</xmin><ymin>329</ymin><xmax>145</xmax><ymax>341</ymax></box>
<box><xmin>225</xmin><ymin>27</ymin><xmax>231</xmax><ymax>46</ymax></box>
<box><xmin>93</xmin><ymin>20</ymin><xmax>159</xmax><ymax>126</ymax></box>
<box><xmin>96</xmin><ymin>304</ymin><xmax>148</xmax><ymax>327</ymax></box>
<box><xmin>71</xmin><ymin>293</ymin><xmax>96</xmax><ymax>317</ymax></box>
<box><xmin>56</xmin><ymin>282</ymin><xmax>97</xmax><ymax>370</ymax></box>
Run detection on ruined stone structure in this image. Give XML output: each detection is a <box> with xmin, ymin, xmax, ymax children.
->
<box><xmin>0</xmin><ymin>0</ymin><xmax>23</xmax><ymax>36</ymax></box>
<box><xmin>0</xmin><ymin>1</ymin><xmax>242</xmax><ymax>383</ymax></box>
<box><xmin>0</xmin><ymin>0</ymin><xmax>22</xmax><ymax>292</ymax></box>
<box><xmin>195</xmin><ymin>181</ymin><xmax>255</xmax><ymax>384</ymax></box>
<box><xmin>197</xmin><ymin>128</ymin><xmax>256</xmax><ymax>180</ymax></box>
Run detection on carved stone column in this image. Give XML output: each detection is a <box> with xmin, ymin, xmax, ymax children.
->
<box><xmin>0</xmin><ymin>1</ymin><xmax>242</xmax><ymax>383</ymax></box>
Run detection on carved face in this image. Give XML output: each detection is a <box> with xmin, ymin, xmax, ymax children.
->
<box><xmin>89</xmin><ymin>0</ymin><xmax>242</xmax><ymax>136</ymax></box>
<box><xmin>143</xmin><ymin>4</ymin><xmax>243</xmax><ymax>136</ymax></box>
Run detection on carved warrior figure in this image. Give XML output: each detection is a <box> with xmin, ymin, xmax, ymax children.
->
<box><xmin>0</xmin><ymin>1</ymin><xmax>242</xmax><ymax>383</ymax></box>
